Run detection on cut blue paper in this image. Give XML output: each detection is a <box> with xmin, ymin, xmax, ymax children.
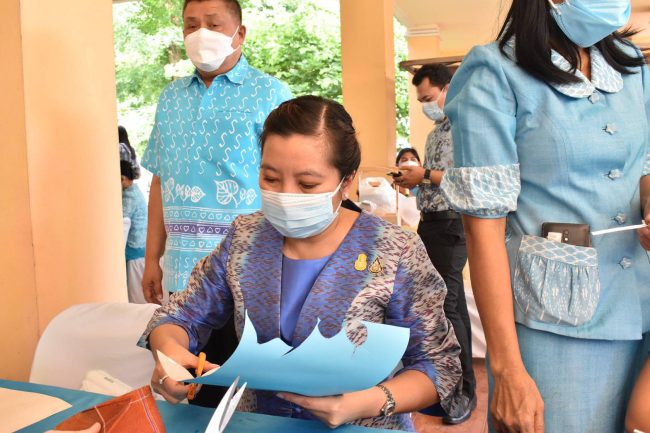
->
<box><xmin>178</xmin><ymin>312</ymin><xmax>409</xmax><ymax>396</ymax></box>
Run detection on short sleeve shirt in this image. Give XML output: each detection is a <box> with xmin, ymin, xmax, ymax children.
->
<box><xmin>141</xmin><ymin>56</ymin><xmax>293</xmax><ymax>292</ymax></box>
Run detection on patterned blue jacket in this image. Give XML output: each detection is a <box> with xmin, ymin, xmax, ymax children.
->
<box><xmin>140</xmin><ymin>210</ymin><xmax>462</xmax><ymax>430</ymax></box>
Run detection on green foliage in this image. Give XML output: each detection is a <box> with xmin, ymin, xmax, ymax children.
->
<box><xmin>133</xmin><ymin>0</ymin><xmax>184</xmax><ymax>34</ymax></box>
<box><xmin>113</xmin><ymin>0</ymin><xmax>410</xmax><ymax>155</ymax></box>
<box><xmin>394</xmin><ymin>18</ymin><xmax>410</xmax><ymax>146</ymax></box>
<box><xmin>242</xmin><ymin>0</ymin><xmax>342</xmax><ymax>101</ymax></box>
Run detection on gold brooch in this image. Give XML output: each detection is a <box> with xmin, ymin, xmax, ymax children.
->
<box><xmin>355</xmin><ymin>254</ymin><xmax>368</xmax><ymax>271</ymax></box>
<box><xmin>369</xmin><ymin>258</ymin><xmax>383</xmax><ymax>274</ymax></box>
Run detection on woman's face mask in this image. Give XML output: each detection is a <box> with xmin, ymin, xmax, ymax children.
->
<box><xmin>398</xmin><ymin>158</ymin><xmax>420</xmax><ymax>168</ymax></box>
<box><xmin>261</xmin><ymin>180</ymin><xmax>344</xmax><ymax>239</ymax></box>
<box><xmin>548</xmin><ymin>0</ymin><xmax>631</xmax><ymax>48</ymax></box>
<box><xmin>259</xmin><ymin>133</ymin><xmax>349</xmax><ymax>239</ymax></box>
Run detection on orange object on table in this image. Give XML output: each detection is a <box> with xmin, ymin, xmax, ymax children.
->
<box><xmin>54</xmin><ymin>386</ymin><xmax>165</xmax><ymax>433</ymax></box>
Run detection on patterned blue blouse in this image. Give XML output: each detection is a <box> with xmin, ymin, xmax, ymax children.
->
<box><xmin>139</xmin><ymin>211</ymin><xmax>463</xmax><ymax>430</ymax></box>
<box><xmin>141</xmin><ymin>56</ymin><xmax>292</xmax><ymax>292</ymax></box>
<box><xmin>441</xmin><ymin>40</ymin><xmax>650</xmax><ymax>340</ymax></box>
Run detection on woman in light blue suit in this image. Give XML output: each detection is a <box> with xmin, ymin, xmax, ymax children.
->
<box><xmin>441</xmin><ymin>0</ymin><xmax>650</xmax><ymax>432</ymax></box>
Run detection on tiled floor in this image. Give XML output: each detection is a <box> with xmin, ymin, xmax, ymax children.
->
<box><xmin>413</xmin><ymin>358</ymin><xmax>488</xmax><ymax>433</ymax></box>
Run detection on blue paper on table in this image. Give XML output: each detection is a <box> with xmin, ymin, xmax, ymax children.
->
<box><xmin>158</xmin><ymin>312</ymin><xmax>409</xmax><ymax>396</ymax></box>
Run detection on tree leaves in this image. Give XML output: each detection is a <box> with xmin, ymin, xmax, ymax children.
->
<box><xmin>113</xmin><ymin>0</ymin><xmax>410</xmax><ymax>156</ymax></box>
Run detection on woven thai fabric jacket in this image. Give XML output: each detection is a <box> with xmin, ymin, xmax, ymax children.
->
<box><xmin>140</xmin><ymin>210</ymin><xmax>462</xmax><ymax>431</ymax></box>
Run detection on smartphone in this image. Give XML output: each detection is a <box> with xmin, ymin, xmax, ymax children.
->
<box><xmin>541</xmin><ymin>222</ymin><xmax>592</xmax><ymax>247</ymax></box>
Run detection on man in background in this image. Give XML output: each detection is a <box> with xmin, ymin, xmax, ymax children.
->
<box><xmin>140</xmin><ymin>0</ymin><xmax>292</xmax><ymax>406</ymax></box>
<box><xmin>141</xmin><ymin>0</ymin><xmax>292</xmax><ymax>302</ymax></box>
<box><xmin>396</xmin><ymin>64</ymin><xmax>476</xmax><ymax>424</ymax></box>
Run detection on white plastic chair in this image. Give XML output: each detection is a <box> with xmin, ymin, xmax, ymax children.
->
<box><xmin>464</xmin><ymin>283</ymin><xmax>487</xmax><ymax>359</ymax></box>
<box><xmin>29</xmin><ymin>303</ymin><xmax>159</xmax><ymax>391</ymax></box>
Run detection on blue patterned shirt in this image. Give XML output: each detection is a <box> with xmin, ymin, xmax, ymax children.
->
<box><xmin>142</xmin><ymin>56</ymin><xmax>292</xmax><ymax>292</ymax></box>
<box><xmin>417</xmin><ymin>118</ymin><xmax>453</xmax><ymax>212</ymax></box>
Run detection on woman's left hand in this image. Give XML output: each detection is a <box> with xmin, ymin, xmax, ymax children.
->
<box><xmin>638</xmin><ymin>201</ymin><xmax>650</xmax><ymax>250</ymax></box>
<box><xmin>277</xmin><ymin>393</ymin><xmax>354</xmax><ymax>428</ymax></box>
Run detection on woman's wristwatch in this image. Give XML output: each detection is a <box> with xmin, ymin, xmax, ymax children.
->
<box><xmin>376</xmin><ymin>384</ymin><xmax>396</xmax><ymax>416</ymax></box>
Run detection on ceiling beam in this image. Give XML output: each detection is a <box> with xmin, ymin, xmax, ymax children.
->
<box><xmin>400</xmin><ymin>43</ymin><xmax>650</xmax><ymax>75</ymax></box>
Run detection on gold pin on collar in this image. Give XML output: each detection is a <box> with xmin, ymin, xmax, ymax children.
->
<box><xmin>355</xmin><ymin>254</ymin><xmax>368</xmax><ymax>271</ymax></box>
<box><xmin>369</xmin><ymin>258</ymin><xmax>383</xmax><ymax>274</ymax></box>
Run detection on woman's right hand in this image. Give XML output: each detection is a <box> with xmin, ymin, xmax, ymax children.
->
<box><xmin>491</xmin><ymin>367</ymin><xmax>544</xmax><ymax>433</ymax></box>
<box><xmin>142</xmin><ymin>259</ymin><xmax>164</xmax><ymax>304</ymax></box>
<box><xmin>150</xmin><ymin>344</ymin><xmax>219</xmax><ymax>404</ymax></box>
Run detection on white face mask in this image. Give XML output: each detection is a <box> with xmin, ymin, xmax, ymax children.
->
<box><xmin>261</xmin><ymin>180</ymin><xmax>344</xmax><ymax>239</ymax></box>
<box><xmin>184</xmin><ymin>26</ymin><xmax>240</xmax><ymax>72</ymax></box>
<box><xmin>399</xmin><ymin>160</ymin><xmax>420</xmax><ymax>168</ymax></box>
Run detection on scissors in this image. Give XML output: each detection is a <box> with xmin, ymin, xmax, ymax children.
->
<box><xmin>205</xmin><ymin>377</ymin><xmax>247</xmax><ymax>433</ymax></box>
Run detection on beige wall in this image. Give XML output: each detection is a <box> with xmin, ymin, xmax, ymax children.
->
<box><xmin>406</xmin><ymin>33</ymin><xmax>441</xmax><ymax>155</ymax></box>
<box><xmin>0</xmin><ymin>0</ymin><xmax>39</xmax><ymax>382</ymax></box>
<box><xmin>341</xmin><ymin>0</ymin><xmax>397</xmax><ymax>169</ymax></box>
<box><xmin>1</xmin><ymin>0</ymin><xmax>126</xmax><ymax>381</ymax></box>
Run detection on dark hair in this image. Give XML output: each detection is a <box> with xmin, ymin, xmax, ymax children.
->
<box><xmin>412</xmin><ymin>64</ymin><xmax>453</xmax><ymax>88</ymax></box>
<box><xmin>120</xmin><ymin>160</ymin><xmax>135</xmax><ymax>181</ymax></box>
<box><xmin>498</xmin><ymin>0</ymin><xmax>644</xmax><ymax>84</ymax></box>
<box><xmin>183</xmin><ymin>0</ymin><xmax>242</xmax><ymax>23</ymax></box>
<box><xmin>260</xmin><ymin>96</ymin><xmax>361</xmax><ymax>181</ymax></box>
<box><xmin>118</xmin><ymin>126</ymin><xmax>136</xmax><ymax>160</ymax></box>
<box><xmin>396</xmin><ymin>148</ymin><xmax>421</xmax><ymax>166</ymax></box>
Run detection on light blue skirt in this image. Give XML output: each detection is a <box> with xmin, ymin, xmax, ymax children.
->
<box><xmin>488</xmin><ymin>325</ymin><xmax>650</xmax><ymax>433</ymax></box>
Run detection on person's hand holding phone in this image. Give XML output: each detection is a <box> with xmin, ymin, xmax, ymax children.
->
<box><xmin>394</xmin><ymin>166</ymin><xmax>425</xmax><ymax>189</ymax></box>
<box><xmin>388</xmin><ymin>170</ymin><xmax>402</xmax><ymax>190</ymax></box>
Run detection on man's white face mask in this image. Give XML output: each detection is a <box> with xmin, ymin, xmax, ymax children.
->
<box><xmin>184</xmin><ymin>26</ymin><xmax>240</xmax><ymax>72</ymax></box>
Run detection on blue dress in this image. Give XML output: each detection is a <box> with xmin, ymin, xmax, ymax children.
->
<box><xmin>280</xmin><ymin>255</ymin><xmax>331</xmax><ymax>345</ymax></box>
<box><xmin>441</xmin><ymin>40</ymin><xmax>650</xmax><ymax>432</ymax></box>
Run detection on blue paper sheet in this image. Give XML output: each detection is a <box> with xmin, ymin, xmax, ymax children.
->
<box><xmin>161</xmin><ymin>313</ymin><xmax>410</xmax><ymax>396</ymax></box>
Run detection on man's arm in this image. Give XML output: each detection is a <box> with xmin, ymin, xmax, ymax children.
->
<box><xmin>142</xmin><ymin>176</ymin><xmax>167</xmax><ymax>304</ymax></box>
<box><xmin>396</xmin><ymin>166</ymin><xmax>443</xmax><ymax>189</ymax></box>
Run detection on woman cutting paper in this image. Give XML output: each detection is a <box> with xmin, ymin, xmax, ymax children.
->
<box><xmin>441</xmin><ymin>0</ymin><xmax>650</xmax><ymax>431</ymax></box>
<box><xmin>139</xmin><ymin>96</ymin><xmax>463</xmax><ymax>431</ymax></box>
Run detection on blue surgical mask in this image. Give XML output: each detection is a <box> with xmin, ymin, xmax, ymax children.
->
<box><xmin>549</xmin><ymin>0</ymin><xmax>631</xmax><ymax>48</ymax></box>
<box><xmin>422</xmin><ymin>89</ymin><xmax>447</xmax><ymax>122</ymax></box>
<box><xmin>261</xmin><ymin>180</ymin><xmax>344</xmax><ymax>239</ymax></box>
